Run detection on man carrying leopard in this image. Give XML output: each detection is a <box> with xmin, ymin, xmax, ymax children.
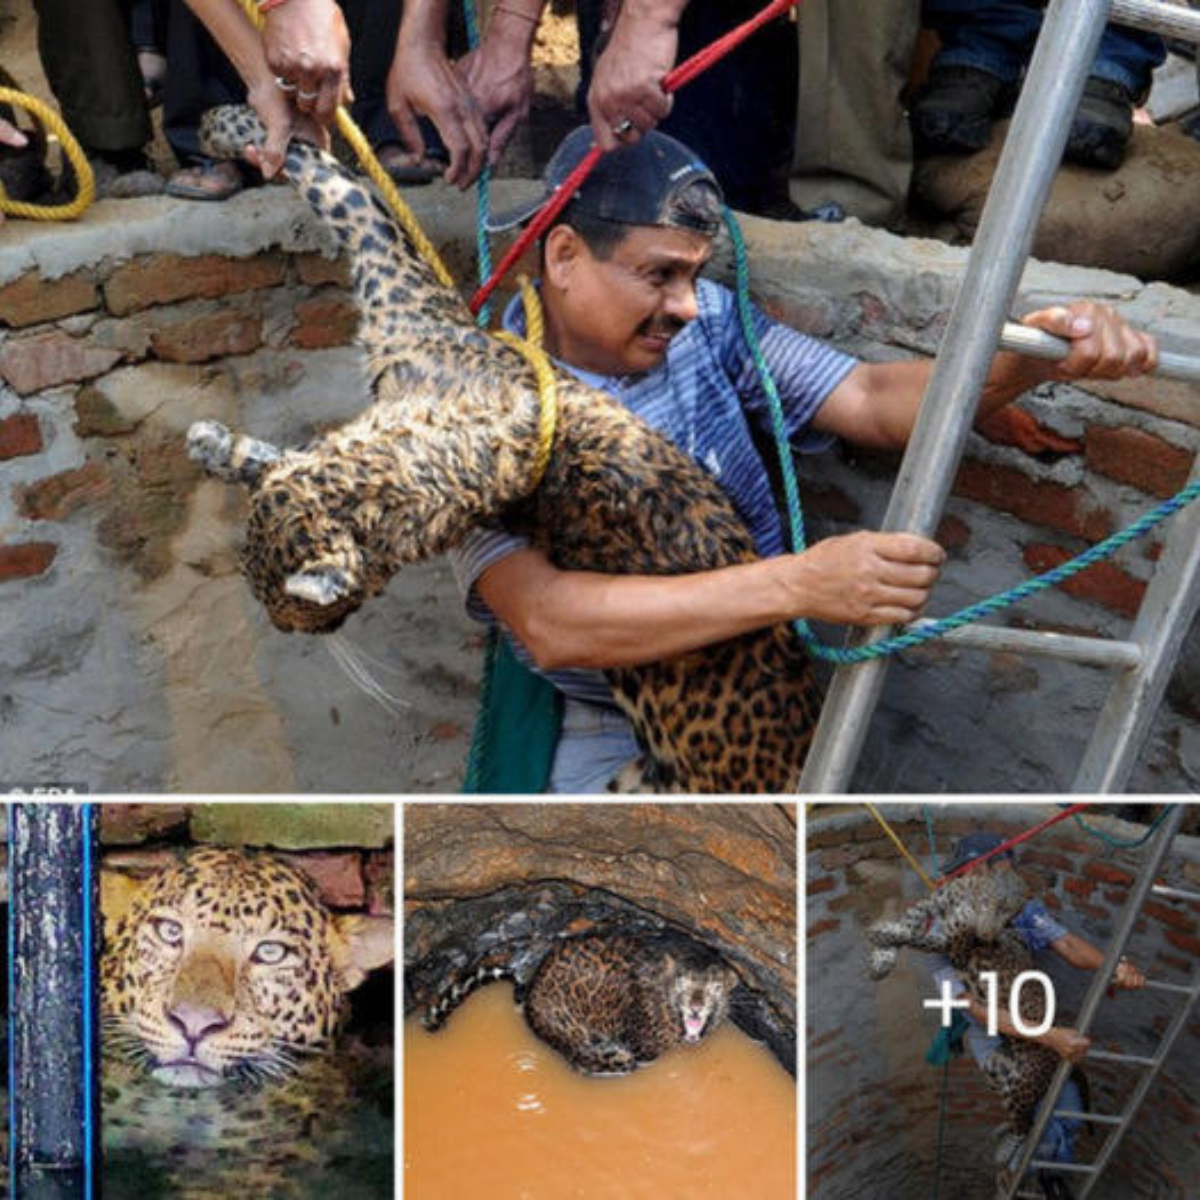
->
<box><xmin>870</xmin><ymin>833</ymin><xmax>1145</xmax><ymax>1200</ymax></box>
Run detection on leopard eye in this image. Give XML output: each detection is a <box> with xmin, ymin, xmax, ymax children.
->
<box><xmin>152</xmin><ymin>917</ymin><xmax>184</xmax><ymax>947</ymax></box>
<box><xmin>251</xmin><ymin>940</ymin><xmax>290</xmax><ymax>965</ymax></box>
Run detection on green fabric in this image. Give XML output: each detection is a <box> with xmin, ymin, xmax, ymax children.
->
<box><xmin>464</xmin><ymin>633</ymin><xmax>563</xmax><ymax>793</ymax></box>
<box><xmin>926</xmin><ymin>1010</ymin><xmax>970</xmax><ymax>1067</ymax></box>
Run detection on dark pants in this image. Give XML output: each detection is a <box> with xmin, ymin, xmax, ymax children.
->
<box><xmin>577</xmin><ymin>0</ymin><xmax>797</xmax><ymax>215</ymax></box>
<box><xmin>923</xmin><ymin>0</ymin><xmax>1165</xmax><ymax>94</ymax></box>
<box><xmin>162</xmin><ymin>0</ymin><xmax>413</xmax><ymax>165</ymax></box>
<box><xmin>32</xmin><ymin>0</ymin><xmax>150</xmax><ymax>152</ymax></box>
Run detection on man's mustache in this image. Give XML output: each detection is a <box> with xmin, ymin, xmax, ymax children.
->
<box><xmin>637</xmin><ymin>317</ymin><xmax>687</xmax><ymax>339</ymax></box>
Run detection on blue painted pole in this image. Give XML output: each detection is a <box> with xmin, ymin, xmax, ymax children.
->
<box><xmin>9</xmin><ymin>803</ymin><xmax>100</xmax><ymax>1199</ymax></box>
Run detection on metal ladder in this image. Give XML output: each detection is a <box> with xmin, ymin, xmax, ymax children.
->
<box><xmin>1002</xmin><ymin>804</ymin><xmax>1199</xmax><ymax>1199</ymax></box>
<box><xmin>799</xmin><ymin>0</ymin><xmax>1200</xmax><ymax>794</ymax></box>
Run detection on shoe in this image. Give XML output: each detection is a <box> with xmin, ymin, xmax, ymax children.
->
<box><xmin>374</xmin><ymin>142</ymin><xmax>448</xmax><ymax>185</ymax></box>
<box><xmin>165</xmin><ymin>157</ymin><xmax>244</xmax><ymax>201</ymax></box>
<box><xmin>754</xmin><ymin>196</ymin><xmax>846</xmax><ymax>223</ymax></box>
<box><xmin>1065</xmin><ymin>75</ymin><xmax>1134</xmax><ymax>170</ymax></box>
<box><xmin>911</xmin><ymin>64</ymin><xmax>1012</xmax><ymax>155</ymax></box>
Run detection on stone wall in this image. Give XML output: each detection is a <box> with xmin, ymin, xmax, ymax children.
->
<box><xmin>806</xmin><ymin>804</ymin><xmax>1200</xmax><ymax>1200</ymax></box>
<box><xmin>1</xmin><ymin>182</ymin><xmax>1198</xmax><ymax>791</ymax></box>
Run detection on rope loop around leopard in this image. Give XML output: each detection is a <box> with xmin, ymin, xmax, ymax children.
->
<box><xmin>724</xmin><ymin>208</ymin><xmax>1200</xmax><ymax>666</ymax></box>
<box><xmin>0</xmin><ymin>87</ymin><xmax>94</xmax><ymax>220</ymax></box>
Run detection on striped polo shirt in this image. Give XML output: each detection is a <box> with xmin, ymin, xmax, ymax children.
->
<box><xmin>449</xmin><ymin>276</ymin><xmax>857</xmax><ymax>708</ymax></box>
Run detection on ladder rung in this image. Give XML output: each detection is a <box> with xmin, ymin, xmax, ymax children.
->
<box><xmin>1111</xmin><ymin>0</ymin><xmax>1200</xmax><ymax>45</ymax></box>
<box><xmin>907</xmin><ymin>621</ymin><xmax>1141</xmax><ymax>668</ymax></box>
<box><xmin>999</xmin><ymin>322</ymin><xmax>1200</xmax><ymax>383</ymax></box>
<box><xmin>1143</xmin><ymin>979</ymin><xmax>1196</xmax><ymax>996</ymax></box>
<box><xmin>1087</xmin><ymin>1049</ymin><xmax>1157</xmax><ymax>1067</ymax></box>
<box><xmin>1054</xmin><ymin>1109</ymin><xmax>1123</xmax><ymax>1126</ymax></box>
<box><xmin>1030</xmin><ymin>1160</ymin><xmax>1097</xmax><ymax>1174</ymax></box>
<box><xmin>1152</xmin><ymin>884</ymin><xmax>1200</xmax><ymax>905</ymax></box>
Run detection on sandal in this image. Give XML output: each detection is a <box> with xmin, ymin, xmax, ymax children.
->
<box><xmin>374</xmin><ymin>142</ymin><xmax>447</xmax><ymax>185</ymax></box>
<box><xmin>165</xmin><ymin>157</ymin><xmax>244</xmax><ymax>201</ymax></box>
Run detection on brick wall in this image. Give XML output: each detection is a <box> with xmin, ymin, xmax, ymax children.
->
<box><xmin>806</xmin><ymin>804</ymin><xmax>1200</xmax><ymax>1200</ymax></box>
<box><xmin>98</xmin><ymin>802</ymin><xmax>394</xmax><ymax>916</ymax></box>
<box><xmin>1</xmin><ymin>186</ymin><xmax>1198</xmax><ymax>790</ymax></box>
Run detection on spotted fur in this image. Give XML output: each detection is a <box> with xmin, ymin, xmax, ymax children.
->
<box><xmin>190</xmin><ymin>106</ymin><xmax>823</xmax><ymax>793</ymax></box>
<box><xmin>866</xmin><ymin>869</ymin><xmax>1063</xmax><ymax>1139</ymax></box>
<box><xmin>423</xmin><ymin>931</ymin><xmax>737</xmax><ymax>1075</ymax></box>
<box><xmin>100</xmin><ymin>847</ymin><xmax>393</xmax><ymax>1197</ymax></box>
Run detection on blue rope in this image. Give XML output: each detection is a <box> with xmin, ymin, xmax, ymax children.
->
<box><xmin>7</xmin><ymin>808</ymin><xmax>14</xmax><ymax>1200</ymax></box>
<box><xmin>81</xmin><ymin>803</ymin><xmax>95</xmax><ymax>1200</ymax></box>
<box><xmin>724</xmin><ymin>206</ymin><xmax>1200</xmax><ymax>663</ymax></box>
<box><xmin>462</xmin><ymin>0</ymin><xmax>493</xmax><ymax>329</ymax></box>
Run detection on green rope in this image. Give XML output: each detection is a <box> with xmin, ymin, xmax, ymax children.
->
<box><xmin>724</xmin><ymin>206</ymin><xmax>1200</xmax><ymax>664</ymax></box>
<box><xmin>463</xmin><ymin>0</ymin><xmax>493</xmax><ymax>329</ymax></box>
<box><xmin>1070</xmin><ymin>803</ymin><xmax>1172</xmax><ymax>849</ymax></box>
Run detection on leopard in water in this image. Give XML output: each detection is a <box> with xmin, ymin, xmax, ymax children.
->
<box><xmin>423</xmin><ymin>931</ymin><xmax>737</xmax><ymax>1075</ymax></box>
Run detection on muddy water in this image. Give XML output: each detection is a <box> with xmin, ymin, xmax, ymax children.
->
<box><xmin>405</xmin><ymin>982</ymin><xmax>796</xmax><ymax>1200</ymax></box>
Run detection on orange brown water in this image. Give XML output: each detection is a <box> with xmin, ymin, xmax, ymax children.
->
<box><xmin>404</xmin><ymin>982</ymin><xmax>796</xmax><ymax>1200</ymax></box>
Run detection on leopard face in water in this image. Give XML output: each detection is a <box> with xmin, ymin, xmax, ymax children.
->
<box><xmin>101</xmin><ymin>847</ymin><xmax>393</xmax><ymax>1089</ymax></box>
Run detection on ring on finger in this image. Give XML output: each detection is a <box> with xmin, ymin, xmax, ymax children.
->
<box><xmin>612</xmin><ymin>118</ymin><xmax>635</xmax><ymax>138</ymax></box>
<box><xmin>297</xmin><ymin>89</ymin><xmax>320</xmax><ymax>102</ymax></box>
<box><xmin>274</xmin><ymin>76</ymin><xmax>297</xmax><ymax>93</ymax></box>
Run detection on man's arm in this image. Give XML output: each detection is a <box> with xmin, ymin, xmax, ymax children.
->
<box><xmin>1051</xmin><ymin>933</ymin><xmax>1146</xmax><ymax>989</ymax></box>
<box><xmin>389</xmin><ymin>0</ymin><xmax>546</xmax><ymax>187</ymax></box>
<box><xmin>813</xmin><ymin>302</ymin><xmax>1158</xmax><ymax>450</ymax></box>
<box><xmin>477</xmin><ymin>536</ymin><xmax>943</xmax><ymax>671</ymax></box>
<box><xmin>587</xmin><ymin>0</ymin><xmax>687</xmax><ymax>150</ymax></box>
<box><xmin>961</xmin><ymin>996</ymin><xmax>1092</xmax><ymax>1063</ymax></box>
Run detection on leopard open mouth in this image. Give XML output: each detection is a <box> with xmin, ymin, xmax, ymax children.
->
<box><xmin>152</xmin><ymin>1059</ymin><xmax>225</xmax><ymax>1089</ymax></box>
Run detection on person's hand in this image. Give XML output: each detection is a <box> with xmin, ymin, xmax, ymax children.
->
<box><xmin>456</xmin><ymin>36</ymin><xmax>535</xmax><ymax>167</ymax></box>
<box><xmin>388</xmin><ymin>38</ymin><xmax>487</xmax><ymax>188</ymax></box>
<box><xmin>0</xmin><ymin>118</ymin><xmax>27</xmax><ymax>149</ymax></box>
<box><xmin>783</xmin><ymin>531</ymin><xmax>946</xmax><ymax>626</ymax></box>
<box><xmin>262</xmin><ymin>0</ymin><xmax>352</xmax><ymax>126</ymax></box>
<box><xmin>1044</xmin><ymin>1026</ymin><xmax>1092</xmax><ymax>1063</ymax></box>
<box><xmin>1019</xmin><ymin>301</ymin><xmax>1158</xmax><ymax>383</ymax></box>
<box><xmin>244</xmin><ymin>78</ymin><xmax>326</xmax><ymax>179</ymax></box>
<box><xmin>587</xmin><ymin>6</ymin><xmax>679</xmax><ymax>151</ymax></box>
<box><xmin>1112</xmin><ymin>957</ymin><xmax>1145</xmax><ymax>989</ymax></box>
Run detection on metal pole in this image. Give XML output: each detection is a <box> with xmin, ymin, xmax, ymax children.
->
<box><xmin>799</xmin><ymin>0</ymin><xmax>1115</xmax><ymax>792</ymax></box>
<box><xmin>1001</xmin><ymin>805</ymin><xmax>1187</xmax><ymax>1198</ymax></box>
<box><xmin>9</xmin><ymin>804</ymin><xmax>100</xmax><ymax>1200</ymax></box>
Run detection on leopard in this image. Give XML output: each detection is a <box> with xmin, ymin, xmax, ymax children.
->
<box><xmin>422</xmin><ymin>930</ymin><xmax>738</xmax><ymax>1075</ymax></box>
<box><xmin>99</xmin><ymin>846</ymin><xmax>394</xmax><ymax>1198</ymax></box>
<box><xmin>866</xmin><ymin>867</ymin><xmax>1075</xmax><ymax>1159</ymax></box>
<box><xmin>188</xmin><ymin>105</ymin><xmax>823</xmax><ymax>793</ymax></box>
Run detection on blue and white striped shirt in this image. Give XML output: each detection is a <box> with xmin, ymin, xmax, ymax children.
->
<box><xmin>449</xmin><ymin>276</ymin><xmax>857</xmax><ymax>707</ymax></box>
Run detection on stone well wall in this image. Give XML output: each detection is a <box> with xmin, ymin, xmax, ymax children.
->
<box><xmin>806</xmin><ymin>804</ymin><xmax>1200</xmax><ymax>1200</ymax></box>
<box><xmin>1</xmin><ymin>183</ymin><xmax>1198</xmax><ymax>791</ymax></box>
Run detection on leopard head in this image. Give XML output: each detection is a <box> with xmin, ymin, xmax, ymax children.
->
<box><xmin>943</xmin><ymin>865</ymin><xmax>1032</xmax><ymax>942</ymax></box>
<box><xmin>101</xmin><ymin>848</ymin><xmax>394</xmax><ymax>1089</ymax></box>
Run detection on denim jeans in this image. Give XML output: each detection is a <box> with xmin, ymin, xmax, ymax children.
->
<box><xmin>923</xmin><ymin>0</ymin><xmax>1165</xmax><ymax>94</ymax></box>
<box><xmin>547</xmin><ymin>699</ymin><xmax>639</xmax><ymax>794</ymax></box>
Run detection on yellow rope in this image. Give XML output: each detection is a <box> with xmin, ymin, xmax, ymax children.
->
<box><xmin>864</xmin><ymin>803</ymin><xmax>936</xmax><ymax>891</ymax></box>
<box><xmin>235</xmin><ymin>0</ymin><xmax>454</xmax><ymax>288</ymax></box>
<box><xmin>0</xmin><ymin>88</ymin><xmax>93</xmax><ymax>220</ymax></box>
<box><xmin>495</xmin><ymin>276</ymin><xmax>558</xmax><ymax>491</ymax></box>
<box><xmin>237</xmin><ymin>0</ymin><xmax>555</xmax><ymax>489</ymax></box>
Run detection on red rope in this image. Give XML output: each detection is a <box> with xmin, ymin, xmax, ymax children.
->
<box><xmin>936</xmin><ymin>803</ymin><xmax>1093</xmax><ymax>885</ymax></box>
<box><xmin>468</xmin><ymin>0</ymin><xmax>801</xmax><ymax>316</ymax></box>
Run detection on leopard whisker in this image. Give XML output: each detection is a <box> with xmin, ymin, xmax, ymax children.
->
<box><xmin>326</xmin><ymin>633</ymin><xmax>412</xmax><ymax>713</ymax></box>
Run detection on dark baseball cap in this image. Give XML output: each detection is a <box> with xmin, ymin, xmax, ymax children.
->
<box><xmin>486</xmin><ymin>125</ymin><xmax>723</xmax><ymax>236</ymax></box>
<box><xmin>939</xmin><ymin>832</ymin><xmax>1015</xmax><ymax>877</ymax></box>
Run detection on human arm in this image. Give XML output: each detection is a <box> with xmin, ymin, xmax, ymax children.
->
<box><xmin>390</xmin><ymin>0</ymin><xmax>545</xmax><ymax>187</ymax></box>
<box><xmin>183</xmin><ymin>0</ymin><xmax>327</xmax><ymax>176</ymax></box>
<box><xmin>475</xmin><ymin>538</ymin><xmax>944</xmax><ymax>671</ymax></box>
<box><xmin>1050</xmin><ymin>933</ymin><xmax>1145</xmax><ymax>989</ymax></box>
<box><xmin>813</xmin><ymin>302</ymin><xmax>1158</xmax><ymax>451</ymax></box>
<box><xmin>587</xmin><ymin>0</ymin><xmax>687</xmax><ymax>150</ymax></box>
<box><xmin>259</xmin><ymin>0</ymin><xmax>352</xmax><ymax>124</ymax></box>
<box><xmin>960</xmin><ymin>995</ymin><xmax>1093</xmax><ymax>1062</ymax></box>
